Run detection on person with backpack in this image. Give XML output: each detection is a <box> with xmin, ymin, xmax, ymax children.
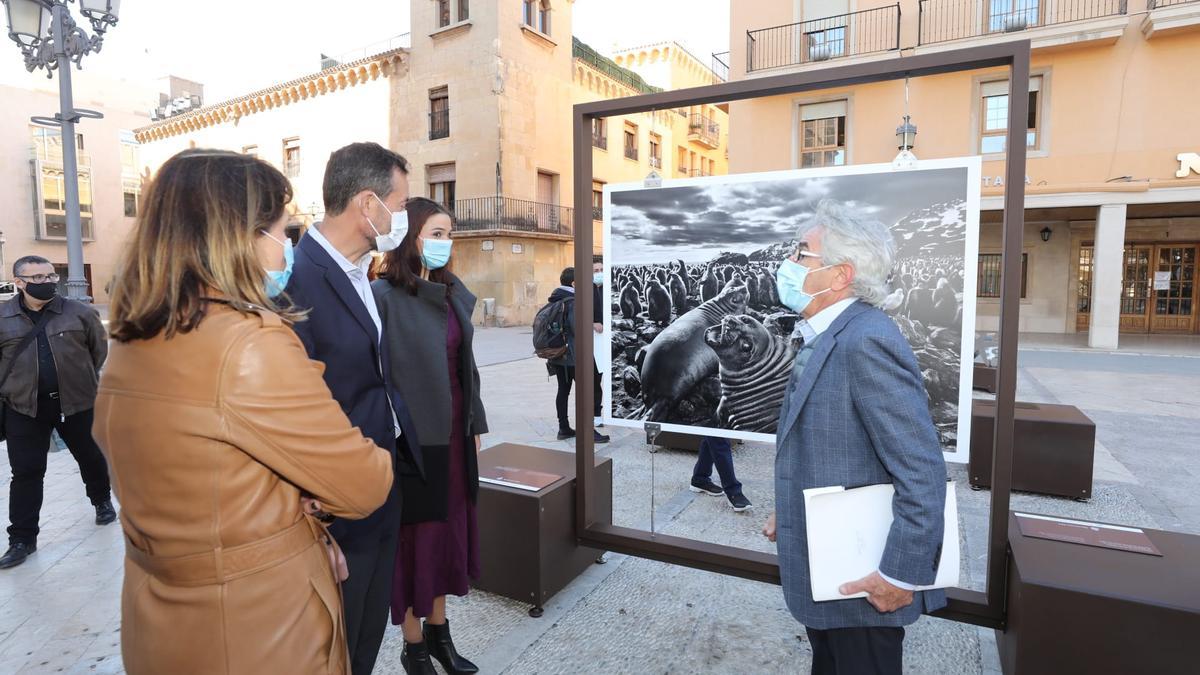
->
<box><xmin>0</xmin><ymin>255</ymin><xmax>115</xmax><ymax>570</ymax></box>
<box><xmin>541</xmin><ymin>268</ymin><xmax>608</xmax><ymax>443</ymax></box>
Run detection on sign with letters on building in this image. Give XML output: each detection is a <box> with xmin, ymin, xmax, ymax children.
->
<box><xmin>1177</xmin><ymin>153</ymin><xmax>1200</xmax><ymax>179</ymax></box>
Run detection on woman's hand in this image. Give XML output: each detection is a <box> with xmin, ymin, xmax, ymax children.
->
<box><xmin>475</xmin><ymin>435</ymin><xmax>482</xmax><ymax>454</ymax></box>
<box><xmin>303</xmin><ymin>498</ymin><xmax>348</xmax><ymax>582</ymax></box>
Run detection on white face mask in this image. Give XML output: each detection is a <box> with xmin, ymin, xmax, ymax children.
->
<box><xmin>366</xmin><ymin>193</ymin><xmax>408</xmax><ymax>252</ymax></box>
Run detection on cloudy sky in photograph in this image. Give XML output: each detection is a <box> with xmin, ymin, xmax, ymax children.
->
<box><xmin>609</xmin><ymin>168</ymin><xmax>968</xmax><ymax>264</ymax></box>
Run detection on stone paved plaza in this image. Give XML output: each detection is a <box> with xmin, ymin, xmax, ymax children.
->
<box><xmin>0</xmin><ymin>328</ymin><xmax>1197</xmax><ymax>674</ymax></box>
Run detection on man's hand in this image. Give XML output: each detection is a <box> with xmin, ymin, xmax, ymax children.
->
<box><xmin>839</xmin><ymin>571</ymin><xmax>914</xmax><ymax>613</ymax></box>
<box><xmin>475</xmin><ymin>435</ymin><xmax>482</xmax><ymax>454</ymax></box>
<box><xmin>762</xmin><ymin>512</ymin><xmax>777</xmax><ymax>542</ymax></box>
<box><xmin>593</xmin><ymin>322</ymin><xmax>603</xmax><ymax>334</ymax></box>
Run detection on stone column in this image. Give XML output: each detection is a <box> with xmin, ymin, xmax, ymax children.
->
<box><xmin>1088</xmin><ymin>203</ymin><xmax>1127</xmax><ymax>350</ymax></box>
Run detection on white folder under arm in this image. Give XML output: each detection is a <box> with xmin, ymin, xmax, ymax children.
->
<box><xmin>803</xmin><ymin>482</ymin><xmax>959</xmax><ymax>602</ymax></box>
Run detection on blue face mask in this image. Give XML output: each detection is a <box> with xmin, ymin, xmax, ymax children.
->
<box><xmin>263</xmin><ymin>233</ymin><xmax>294</xmax><ymax>299</ymax></box>
<box><xmin>421</xmin><ymin>238</ymin><xmax>453</xmax><ymax>270</ymax></box>
<box><xmin>776</xmin><ymin>257</ymin><xmax>832</xmax><ymax>315</ymax></box>
<box><xmin>593</xmin><ymin>272</ymin><xmax>604</xmax><ymax>286</ymax></box>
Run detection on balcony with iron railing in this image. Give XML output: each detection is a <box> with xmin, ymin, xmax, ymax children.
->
<box><xmin>623</xmin><ymin>143</ymin><xmax>638</xmax><ymax>161</ymax></box>
<box><xmin>592</xmin><ymin>132</ymin><xmax>607</xmax><ymax>150</ymax></box>
<box><xmin>688</xmin><ymin>168</ymin><xmax>712</xmax><ymax>178</ymax></box>
<box><xmin>649</xmin><ymin>155</ymin><xmax>662</xmax><ymax>169</ymax></box>
<box><xmin>918</xmin><ymin>0</ymin><xmax>1129</xmax><ymax>48</ymax></box>
<box><xmin>688</xmin><ymin>114</ymin><xmax>721</xmax><ymax>149</ymax></box>
<box><xmin>451</xmin><ymin>196</ymin><xmax>573</xmax><ymax>236</ymax></box>
<box><xmin>1142</xmin><ymin>0</ymin><xmax>1200</xmax><ymax>38</ymax></box>
<box><xmin>711</xmin><ymin>51</ymin><xmax>730</xmax><ymax>82</ymax></box>
<box><xmin>746</xmin><ymin>5</ymin><xmax>900</xmax><ymax>73</ymax></box>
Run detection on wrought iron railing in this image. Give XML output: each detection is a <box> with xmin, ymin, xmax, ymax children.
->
<box><xmin>592</xmin><ymin>132</ymin><xmax>607</xmax><ymax>150</ymax></box>
<box><xmin>649</xmin><ymin>155</ymin><xmax>662</xmax><ymax>169</ymax></box>
<box><xmin>689</xmin><ymin>169</ymin><xmax>712</xmax><ymax>178</ymax></box>
<box><xmin>746</xmin><ymin>5</ymin><xmax>900</xmax><ymax>73</ymax></box>
<box><xmin>430</xmin><ymin>107</ymin><xmax>450</xmax><ymax>140</ymax></box>
<box><xmin>592</xmin><ymin>206</ymin><xmax>603</xmax><ymax>221</ymax></box>
<box><xmin>1149</xmin><ymin>0</ymin><xmax>1196</xmax><ymax>7</ymax></box>
<box><xmin>452</xmin><ymin>196</ymin><xmax>573</xmax><ymax>236</ymax></box>
<box><xmin>919</xmin><ymin>0</ymin><xmax>1127</xmax><ymax>45</ymax></box>
<box><xmin>624</xmin><ymin>143</ymin><xmax>638</xmax><ymax>161</ymax></box>
<box><xmin>688</xmin><ymin>114</ymin><xmax>721</xmax><ymax>146</ymax></box>
<box><xmin>711</xmin><ymin>51</ymin><xmax>730</xmax><ymax>82</ymax></box>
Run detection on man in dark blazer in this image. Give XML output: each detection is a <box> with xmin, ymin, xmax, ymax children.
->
<box><xmin>764</xmin><ymin>199</ymin><xmax>947</xmax><ymax>675</ymax></box>
<box><xmin>285</xmin><ymin>142</ymin><xmax>421</xmax><ymax>675</ymax></box>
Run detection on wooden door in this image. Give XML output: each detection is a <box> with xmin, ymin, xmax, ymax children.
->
<box><xmin>1075</xmin><ymin>246</ymin><xmax>1092</xmax><ymax>332</ymax></box>
<box><xmin>1118</xmin><ymin>245</ymin><xmax>1152</xmax><ymax>333</ymax></box>
<box><xmin>1150</xmin><ymin>245</ymin><xmax>1197</xmax><ymax>334</ymax></box>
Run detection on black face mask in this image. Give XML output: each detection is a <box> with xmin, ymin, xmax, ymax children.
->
<box><xmin>24</xmin><ymin>282</ymin><xmax>57</xmax><ymax>302</ymax></box>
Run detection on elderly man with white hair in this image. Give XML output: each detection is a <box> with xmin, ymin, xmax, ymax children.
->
<box><xmin>763</xmin><ymin>199</ymin><xmax>947</xmax><ymax>675</ymax></box>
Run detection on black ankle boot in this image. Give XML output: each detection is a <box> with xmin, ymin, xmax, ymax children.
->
<box><xmin>400</xmin><ymin>640</ymin><xmax>437</xmax><ymax>675</ymax></box>
<box><xmin>423</xmin><ymin>620</ymin><xmax>479</xmax><ymax>674</ymax></box>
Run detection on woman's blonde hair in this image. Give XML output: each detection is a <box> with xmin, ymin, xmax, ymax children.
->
<box><xmin>109</xmin><ymin>149</ymin><xmax>299</xmax><ymax>342</ymax></box>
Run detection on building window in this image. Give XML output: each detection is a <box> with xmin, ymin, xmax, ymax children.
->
<box><xmin>524</xmin><ymin>0</ymin><xmax>550</xmax><ymax>34</ymax></box>
<box><xmin>458</xmin><ymin>0</ymin><xmax>469</xmax><ymax>21</ymax></box>
<box><xmin>430</xmin><ymin>87</ymin><xmax>450</xmax><ymax>140</ymax></box>
<box><xmin>623</xmin><ymin>124</ymin><xmax>638</xmax><ymax>161</ymax></box>
<box><xmin>649</xmin><ymin>133</ymin><xmax>662</xmax><ymax>169</ymax></box>
<box><xmin>806</xmin><ymin>27</ymin><xmax>845</xmax><ymax>61</ymax></box>
<box><xmin>1077</xmin><ymin>246</ymin><xmax>1093</xmax><ymax>314</ymax></box>
<box><xmin>242</xmin><ymin>144</ymin><xmax>258</xmax><ymax>157</ymax></box>
<box><xmin>677</xmin><ymin>146</ymin><xmax>687</xmax><ymax>173</ymax></box>
<box><xmin>980</xmin><ymin>76</ymin><xmax>1042</xmax><ymax>154</ymax></box>
<box><xmin>428</xmin><ymin>163</ymin><xmax>456</xmax><ymax>209</ymax></box>
<box><xmin>282</xmin><ymin>137</ymin><xmax>301</xmax><ymax>177</ymax></box>
<box><xmin>120</xmin><ymin>132</ymin><xmax>140</xmax><ymax>218</ymax></box>
<box><xmin>799</xmin><ymin>100</ymin><xmax>847</xmax><ymax>168</ymax></box>
<box><xmin>988</xmin><ymin>0</ymin><xmax>1041</xmax><ymax>32</ymax></box>
<box><xmin>436</xmin><ymin>0</ymin><xmax>450</xmax><ymax>27</ymax></box>
<box><xmin>30</xmin><ymin>126</ymin><xmax>93</xmax><ymax>240</ymax></box>
<box><xmin>977</xmin><ymin>253</ymin><xmax>1028</xmax><ymax>299</ymax></box>
<box><xmin>592</xmin><ymin>181</ymin><xmax>604</xmax><ymax>221</ymax></box>
<box><xmin>592</xmin><ymin>118</ymin><xmax>607</xmax><ymax>150</ymax></box>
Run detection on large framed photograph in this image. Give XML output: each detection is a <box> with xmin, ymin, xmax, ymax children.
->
<box><xmin>601</xmin><ymin>158</ymin><xmax>981</xmax><ymax>462</ymax></box>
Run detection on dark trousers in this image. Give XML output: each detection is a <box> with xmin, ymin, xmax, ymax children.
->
<box><xmin>6</xmin><ymin>401</ymin><xmax>111</xmax><ymax>546</ymax></box>
<box><xmin>341</xmin><ymin>472</ymin><xmax>402</xmax><ymax>675</ymax></box>
<box><xmin>692</xmin><ymin>436</ymin><xmax>743</xmax><ymax>496</ymax></box>
<box><xmin>806</xmin><ymin>626</ymin><xmax>904</xmax><ymax>675</ymax></box>
<box><xmin>554</xmin><ymin>362</ymin><xmax>602</xmax><ymax>428</ymax></box>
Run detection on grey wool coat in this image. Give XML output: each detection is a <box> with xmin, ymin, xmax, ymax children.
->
<box><xmin>775</xmin><ymin>300</ymin><xmax>948</xmax><ymax>630</ymax></box>
<box><xmin>372</xmin><ymin>272</ymin><xmax>488</xmax><ymax>523</ymax></box>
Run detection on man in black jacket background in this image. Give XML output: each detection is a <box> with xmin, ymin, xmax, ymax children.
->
<box><xmin>0</xmin><ymin>255</ymin><xmax>114</xmax><ymax>570</ymax></box>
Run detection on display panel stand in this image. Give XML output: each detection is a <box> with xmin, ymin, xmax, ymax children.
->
<box><xmin>998</xmin><ymin>513</ymin><xmax>1200</xmax><ymax>674</ymax></box>
<box><xmin>474</xmin><ymin>444</ymin><xmax>613</xmax><ymax>617</ymax></box>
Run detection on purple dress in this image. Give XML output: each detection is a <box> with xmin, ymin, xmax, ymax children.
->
<box><xmin>391</xmin><ymin>307</ymin><xmax>481</xmax><ymax>621</ymax></box>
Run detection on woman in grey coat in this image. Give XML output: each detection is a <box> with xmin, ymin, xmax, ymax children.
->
<box><xmin>372</xmin><ymin>197</ymin><xmax>488</xmax><ymax>675</ymax></box>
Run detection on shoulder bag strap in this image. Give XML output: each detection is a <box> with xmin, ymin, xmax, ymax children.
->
<box><xmin>0</xmin><ymin>308</ymin><xmax>56</xmax><ymax>390</ymax></box>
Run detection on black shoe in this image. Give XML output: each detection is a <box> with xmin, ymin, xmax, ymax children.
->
<box><xmin>689</xmin><ymin>478</ymin><xmax>724</xmax><ymax>496</ymax></box>
<box><xmin>727</xmin><ymin>492</ymin><xmax>754</xmax><ymax>512</ymax></box>
<box><xmin>95</xmin><ymin>500</ymin><xmax>117</xmax><ymax>526</ymax></box>
<box><xmin>594</xmin><ymin>430</ymin><xmax>610</xmax><ymax>444</ymax></box>
<box><xmin>0</xmin><ymin>542</ymin><xmax>36</xmax><ymax>569</ymax></box>
<box><xmin>423</xmin><ymin>620</ymin><xmax>479</xmax><ymax>674</ymax></box>
<box><xmin>401</xmin><ymin>640</ymin><xmax>438</xmax><ymax>675</ymax></box>
<box><xmin>557</xmin><ymin>427</ymin><xmax>576</xmax><ymax>440</ymax></box>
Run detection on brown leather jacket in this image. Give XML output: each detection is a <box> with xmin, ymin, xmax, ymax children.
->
<box><xmin>93</xmin><ymin>303</ymin><xmax>393</xmax><ymax>675</ymax></box>
<box><xmin>0</xmin><ymin>294</ymin><xmax>107</xmax><ymax>418</ymax></box>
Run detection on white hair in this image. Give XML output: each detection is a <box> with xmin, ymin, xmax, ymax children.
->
<box><xmin>796</xmin><ymin>199</ymin><xmax>896</xmax><ymax>307</ymax></box>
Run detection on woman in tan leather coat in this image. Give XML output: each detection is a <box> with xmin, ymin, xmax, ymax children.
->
<box><xmin>94</xmin><ymin>149</ymin><xmax>393</xmax><ymax>675</ymax></box>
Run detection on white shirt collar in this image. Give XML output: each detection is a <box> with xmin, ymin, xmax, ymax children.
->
<box><xmin>308</xmin><ymin>222</ymin><xmax>372</xmax><ymax>276</ymax></box>
<box><xmin>799</xmin><ymin>297</ymin><xmax>859</xmax><ymax>340</ymax></box>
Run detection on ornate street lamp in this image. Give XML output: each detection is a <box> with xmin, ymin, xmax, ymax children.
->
<box><xmin>2</xmin><ymin>0</ymin><xmax>121</xmax><ymax>301</ymax></box>
<box><xmin>895</xmin><ymin>114</ymin><xmax>917</xmax><ymax>151</ymax></box>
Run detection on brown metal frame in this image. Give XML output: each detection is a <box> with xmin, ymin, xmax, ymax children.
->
<box><xmin>571</xmin><ymin>41</ymin><xmax>1030</xmax><ymax>629</ymax></box>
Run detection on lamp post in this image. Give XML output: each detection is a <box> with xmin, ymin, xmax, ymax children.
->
<box><xmin>3</xmin><ymin>0</ymin><xmax>120</xmax><ymax>302</ymax></box>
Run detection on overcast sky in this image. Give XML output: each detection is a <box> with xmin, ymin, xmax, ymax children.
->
<box><xmin>610</xmin><ymin>169</ymin><xmax>968</xmax><ymax>264</ymax></box>
<box><xmin>0</xmin><ymin>0</ymin><xmax>730</xmax><ymax>102</ymax></box>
